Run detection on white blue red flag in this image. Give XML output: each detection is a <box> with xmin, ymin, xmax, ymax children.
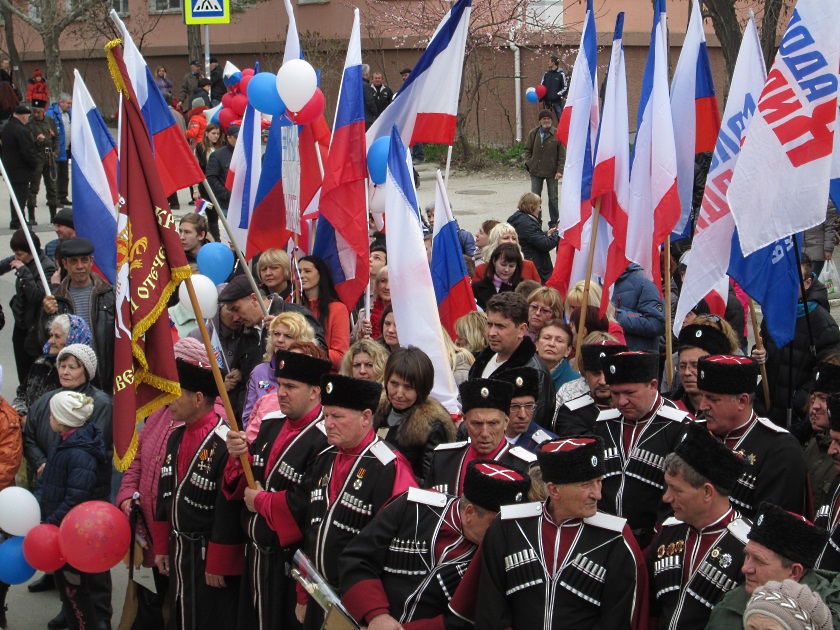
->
<box><xmin>385</xmin><ymin>127</ymin><xmax>459</xmax><ymax>413</ymax></box>
<box><xmin>194</xmin><ymin>198</ymin><xmax>212</xmax><ymax>216</ymax></box>
<box><xmin>727</xmin><ymin>0</ymin><xmax>840</xmax><ymax>255</ymax></box>
<box><xmin>831</xmin><ymin>112</ymin><xmax>840</xmax><ymax>210</ymax></box>
<box><xmin>366</xmin><ymin>0</ymin><xmax>471</xmax><ymax>148</ymax></box>
<box><xmin>675</xmin><ymin>16</ymin><xmax>766</xmax><ymax>336</ymax></box>
<box><xmin>225</xmin><ymin>100</ymin><xmax>262</xmax><ymax>251</ymax></box>
<box><xmin>71</xmin><ymin>70</ymin><xmax>118</xmax><ymax>285</ymax></box>
<box><xmin>669</xmin><ymin>0</ymin><xmax>721</xmax><ymax>240</ymax></box>
<box><xmin>109</xmin><ymin>10</ymin><xmax>204</xmax><ymax>198</ymax></box>
<box><xmin>312</xmin><ymin>9</ymin><xmax>369</xmax><ymax>310</ymax></box>
<box><xmin>625</xmin><ymin>0</ymin><xmax>680</xmax><ymax>288</ymax></box>
<box><xmin>592</xmin><ymin>13</ymin><xmax>631</xmax><ymax>317</ymax></box>
<box><xmin>431</xmin><ymin>170</ymin><xmax>476</xmax><ymax>338</ymax></box>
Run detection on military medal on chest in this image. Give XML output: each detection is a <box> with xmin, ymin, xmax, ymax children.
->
<box><xmin>354</xmin><ymin>468</ymin><xmax>366</xmax><ymax>490</ymax></box>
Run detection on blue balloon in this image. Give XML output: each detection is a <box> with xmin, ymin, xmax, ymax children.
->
<box><xmin>367</xmin><ymin>136</ymin><xmax>392</xmax><ymax>185</ymax></box>
<box><xmin>0</xmin><ymin>537</ymin><xmax>36</xmax><ymax>585</ymax></box>
<box><xmin>525</xmin><ymin>89</ymin><xmax>538</xmax><ymax>104</ymax></box>
<box><xmin>247</xmin><ymin>72</ymin><xmax>286</xmax><ymax>116</ymax></box>
<box><xmin>196</xmin><ymin>243</ymin><xmax>235</xmax><ymax>286</ymax></box>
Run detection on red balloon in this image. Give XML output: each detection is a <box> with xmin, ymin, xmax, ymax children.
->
<box><xmin>535</xmin><ymin>84</ymin><xmax>547</xmax><ymax>100</ymax></box>
<box><xmin>290</xmin><ymin>88</ymin><xmax>325</xmax><ymax>125</ymax></box>
<box><xmin>221</xmin><ymin>93</ymin><xmax>235</xmax><ymax>109</ymax></box>
<box><xmin>218</xmin><ymin>108</ymin><xmax>237</xmax><ymax>130</ymax></box>
<box><xmin>59</xmin><ymin>502</ymin><xmax>131</xmax><ymax>573</ymax></box>
<box><xmin>231</xmin><ymin>94</ymin><xmax>248</xmax><ymax>117</ymax></box>
<box><xmin>241</xmin><ymin>68</ymin><xmax>255</xmax><ymax>77</ymax></box>
<box><xmin>240</xmin><ymin>75</ymin><xmax>252</xmax><ymax>96</ymax></box>
<box><xmin>23</xmin><ymin>524</ymin><xmax>65</xmax><ymax>572</ymax></box>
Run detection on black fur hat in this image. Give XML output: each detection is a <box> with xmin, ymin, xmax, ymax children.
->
<box><xmin>491</xmin><ymin>367</ymin><xmax>539</xmax><ymax>401</ymax></box>
<box><xmin>749</xmin><ymin>503</ymin><xmax>828</xmax><ymax>568</ymax></box>
<box><xmin>580</xmin><ymin>341</ymin><xmax>629</xmax><ymax>372</ymax></box>
<box><xmin>602</xmin><ymin>351</ymin><xmax>659</xmax><ymax>384</ymax></box>
<box><xmin>678</xmin><ymin>324</ymin><xmax>732</xmax><ymax>356</ymax></box>
<box><xmin>697</xmin><ymin>355</ymin><xmax>758</xmax><ymax>395</ymax></box>
<box><xmin>274</xmin><ymin>350</ymin><xmax>332</xmax><ymax>386</ymax></box>
<box><xmin>464</xmin><ymin>459</ymin><xmax>531</xmax><ymax>512</ymax></box>
<box><xmin>537</xmin><ymin>435</ymin><xmax>606</xmax><ymax>485</ymax></box>
<box><xmin>674</xmin><ymin>422</ymin><xmax>744</xmax><ymax>493</ymax></box>
<box><xmin>814</xmin><ymin>362</ymin><xmax>840</xmax><ymax>395</ymax></box>
<box><xmin>320</xmin><ymin>374</ymin><xmax>383</xmax><ymax>412</ymax></box>
<box><xmin>176</xmin><ymin>358</ymin><xmax>218</xmax><ymax>398</ymax></box>
<box><xmin>460</xmin><ymin>378</ymin><xmax>514</xmax><ymax>414</ymax></box>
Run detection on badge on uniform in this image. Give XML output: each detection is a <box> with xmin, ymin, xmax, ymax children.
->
<box><xmin>354</xmin><ymin>468</ymin><xmax>366</xmax><ymax>490</ymax></box>
<box><xmin>711</xmin><ymin>547</ymin><xmax>720</xmax><ymax>558</ymax></box>
<box><xmin>657</xmin><ymin>545</ymin><xmax>666</xmax><ymax>558</ymax></box>
<box><xmin>165</xmin><ymin>453</ymin><xmax>172</xmax><ymax>465</ymax></box>
<box><xmin>719</xmin><ymin>553</ymin><xmax>732</xmax><ymax>568</ymax></box>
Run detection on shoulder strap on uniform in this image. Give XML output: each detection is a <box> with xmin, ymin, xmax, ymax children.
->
<box><xmin>407</xmin><ymin>487</ymin><xmax>448</xmax><ymax>508</ymax></box>
<box><xmin>596</xmin><ymin>408</ymin><xmax>621</xmax><ymax>422</ymax></box>
<box><xmin>508</xmin><ymin>446</ymin><xmax>537</xmax><ymax>464</ymax></box>
<box><xmin>370</xmin><ymin>439</ymin><xmax>397</xmax><ymax>465</ymax></box>
<box><xmin>756</xmin><ymin>416</ymin><xmax>789</xmax><ymax>434</ymax></box>
<box><xmin>657</xmin><ymin>404</ymin><xmax>689</xmax><ymax>422</ymax></box>
<box><xmin>565</xmin><ymin>394</ymin><xmax>595</xmax><ymax>412</ymax></box>
<box><xmin>501</xmin><ymin>502</ymin><xmax>542</xmax><ymax>520</ymax></box>
<box><xmin>435</xmin><ymin>440</ymin><xmax>469</xmax><ymax>451</ymax></box>
<box><xmin>584</xmin><ymin>511</ymin><xmax>627</xmax><ymax>532</ymax></box>
<box><xmin>727</xmin><ymin>518</ymin><xmax>752</xmax><ymax>544</ymax></box>
<box><xmin>661</xmin><ymin>517</ymin><xmax>683</xmax><ymax>527</ymax></box>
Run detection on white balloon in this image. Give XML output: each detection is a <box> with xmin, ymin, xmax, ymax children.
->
<box><xmin>178</xmin><ymin>275</ymin><xmax>219</xmax><ymax>319</ymax></box>
<box><xmin>0</xmin><ymin>487</ymin><xmax>41</xmax><ymax>536</ymax></box>
<box><xmin>276</xmin><ymin>59</ymin><xmax>317</xmax><ymax>112</ymax></box>
<box><xmin>369</xmin><ymin>184</ymin><xmax>386</xmax><ymax>214</ymax></box>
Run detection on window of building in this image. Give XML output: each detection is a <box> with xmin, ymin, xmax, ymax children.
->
<box><xmin>528</xmin><ymin>0</ymin><xmax>563</xmax><ymax>29</ymax></box>
<box><xmin>151</xmin><ymin>0</ymin><xmax>181</xmax><ymax>14</ymax></box>
<box><xmin>112</xmin><ymin>0</ymin><xmax>129</xmax><ymax>15</ymax></box>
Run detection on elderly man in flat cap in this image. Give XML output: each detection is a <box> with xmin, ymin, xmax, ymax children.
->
<box><xmin>648</xmin><ymin>422</ymin><xmax>750</xmax><ymax>629</ymax></box>
<box><xmin>339</xmin><ymin>459</ymin><xmax>531</xmax><ymax>629</ymax></box>
<box><xmin>696</xmin><ymin>355</ymin><xmax>807</xmax><ymax>520</ymax></box>
<box><xmin>594</xmin><ymin>351</ymin><xmax>691</xmax><ymax>548</ymax></box>
<box><xmin>706</xmin><ymin>503</ymin><xmax>840</xmax><ymax>629</ymax></box>
<box><xmin>223</xmin><ymin>349</ymin><xmax>332</xmax><ymax>630</ymax></box>
<box><xmin>425</xmin><ymin>378</ymin><xmax>536</xmax><ymax>496</ymax></box>
<box><xmin>246</xmin><ymin>373</ymin><xmax>416</xmax><ymax>629</ymax></box>
<box><xmin>476</xmin><ymin>435</ymin><xmax>648</xmax><ymax>629</ymax></box>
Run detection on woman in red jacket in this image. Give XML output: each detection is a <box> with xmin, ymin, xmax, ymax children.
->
<box><xmin>298</xmin><ymin>255</ymin><xmax>350</xmax><ymax>371</ymax></box>
<box><xmin>26</xmin><ymin>69</ymin><xmax>48</xmax><ymax>104</ymax></box>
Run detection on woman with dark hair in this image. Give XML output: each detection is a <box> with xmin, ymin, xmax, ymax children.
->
<box><xmin>0</xmin><ymin>81</ymin><xmax>19</xmax><ymax>122</ymax></box>
<box><xmin>193</xmin><ymin>122</ymin><xmax>225</xmax><ymax>241</ymax></box>
<box><xmin>568</xmin><ymin>305</ymin><xmax>611</xmax><ymax>340</ymax></box>
<box><xmin>474</xmin><ymin>219</ymin><xmax>499</xmax><ymax>261</ymax></box>
<box><xmin>377</xmin><ymin>304</ymin><xmax>399</xmax><ymax>353</ymax></box>
<box><xmin>471</xmin><ymin>243</ymin><xmax>523</xmax><ymax>310</ymax></box>
<box><xmin>372</xmin><ymin>346</ymin><xmax>456</xmax><ymax>483</ymax></box>
<box><xmin>298</xmin><ymin>255</ymin><xmax>350</xmax><ymax>371</ymax></box>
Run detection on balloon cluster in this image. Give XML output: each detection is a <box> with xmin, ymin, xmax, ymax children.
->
<box><xmin>526</xmin><ymin>85</ymin><xmax>548</xmax><ymax>104</ymax></box>
<box><xmin>364</xmin><ymin>135</ymin><xmax>407</xmax><ymax>215</ymax></box>
<box><xmin>0</xmin><ymin>489</ymin><xmax>130</xmax><ymax>584</ymax></box>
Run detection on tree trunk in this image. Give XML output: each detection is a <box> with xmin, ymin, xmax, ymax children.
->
<box><xmin>1</xmin><ymin>5</ymin><xmax>24</xmax><ymax>98</ymax></box>
<box><xmin>187</xmin><ymin>25</ymin><xmax>202</xmax><ymax>72</ymax></box>
<box><xmin>702</xmin><ymin>0</ymin><xmax>741</xmax><ymax>94</ymax></box>
<box><xmin>41</xmin><ymin>28</ymin><xmax>63</xmax><ymax>98</ymax></box>
<box><xmin>760</xmin><ymin>0</ymin><xmax>785</xmax><ymax>71</ymax></box>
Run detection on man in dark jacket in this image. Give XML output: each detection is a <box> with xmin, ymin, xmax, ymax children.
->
<box><xmin>369</xmin><ymin>72</ymin><xmax>393</xmax><ymax>117</ymax></box>
<box><xmin>468</xmin><ymin>292</ymin><xmax>555</xmax><ymax>427</ymax></box>
<box><xmin>540</xmin><ymin>55</ymin><xmax>568</xmax><ymax>122</ymax></box>
<box><xmin>209</xmin><ymin>57</ymin><xmax>226</xmax><ymax>103</ymax></box>
<box><xmin>45</xmin><ymin>95</ymin><xmax>72</xmax><ymax>207</ymax></box>
<box><xmin>40</xmin><ymin>238</ymin><xmax>116</xmax><ymax>395</ymax></box>
<box><xmin>206</xmin><ymin>124</ymin><xmax>237</xmax><ymax>214</ymax></box>
<box><xmin>26</xmin><ymin>101</ymin><xmax>59</xmax><ymax>224</ymax></box>
<box><xmin>611</xmin><ymin>263</ymin><xmax>666</xmax><ymax>352</ymax></box>
<box><xmin>362</xmin><ymin>64</ymin><xmax>378</xmax><ymax>130</ymax></box>
<box><xmin>507</xmin><ymin>193</ymin><xmax>559</xmax><ymax>282</ymax></box>
<box><xmin>179</xmin><ymin>59</ymin><xmax>202</xmax><ymax>113</ymax></box>
<box><xmin>522</xmin><ymin>110</ymin><xmax>563</xmax><ymax>229</ymax></box>
<box><xmin>1</xmin><ymin>104</ymin><xmax>37</xmax><ymax>229</ymax></box>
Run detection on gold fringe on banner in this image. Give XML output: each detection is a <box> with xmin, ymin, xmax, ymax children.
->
<box><xmin>104</xmin><ymin>39</ymin><xmax>129</xmax><ymax>99</ymax></box>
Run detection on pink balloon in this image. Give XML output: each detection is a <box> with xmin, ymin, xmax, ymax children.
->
<box><xmin>23</xmin><ymin>524</ymin><xmax>65</xmax><ymax>573</ymax></box>
<box><xmin>221</xmin><ymin>93</ymin><xmax>234</xmax><ymax>109</ymax></box>
<box><xmin>241</xmin><ymin>68</ymin><xmax>255</xmax><ymax>77</ymax></box>
<box><xmin>59</xmin><ymin>502</ymin><xmax>131</xmax><ymax>573</ymax></box>
<box><xmin>218</xmin><ymin>108</ymin><xmax>237</xmax><ymax>130</ymax></box>
<box><xmin>231</xmin><ymin>94</ymin><xmax>248</xmax><ymax>117</ymax></box>
<box><xmin>290</xmin><ymin>88</ymin><xmax>324</xmax><ymax>125</ymax></box>
<box><xmin>240</xmin><ymin>75</ymin><xmax>252</xmax><ymax>96</ymax></box>
<box><xmin>535</xmin><ymin>84</ymin><xmax>547</xmax><ymax>100</ymax></box>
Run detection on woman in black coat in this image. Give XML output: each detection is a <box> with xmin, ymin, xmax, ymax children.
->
<box><xmin>472</xmin><ymin>243</ymin><xmax>523</xmax><ymax>310</ymax></box>
<box><xmin>507</xmin><ymin>192</ymin><xmax>560</xmax><ymax>282</ymax></box>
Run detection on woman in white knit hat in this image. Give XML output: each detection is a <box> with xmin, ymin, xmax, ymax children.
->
<box><xmin>744</xmin><ymin>579</ymin><xmax>832</xmax><ymax>630</ymax></box>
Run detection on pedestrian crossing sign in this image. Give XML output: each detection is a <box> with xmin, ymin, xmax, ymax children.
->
<box><xmin>184</xmin><ymin>0</ymin><xmax>230</xmax><ymax>25</ymax></box>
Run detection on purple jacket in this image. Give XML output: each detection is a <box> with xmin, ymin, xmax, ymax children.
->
<box><xmin>242</xmin><ymin>358</ymin><xmax>277</xmax><ymax>425</ymax></box>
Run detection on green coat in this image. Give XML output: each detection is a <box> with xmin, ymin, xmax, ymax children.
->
<box><xmin>705</xmin><ymin>569</ymin><xmax>840</xmax><ymax>629</ymax></box>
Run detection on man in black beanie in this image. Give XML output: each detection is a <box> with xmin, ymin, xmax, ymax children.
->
<box><xmin>814</xmin><ymin>393</ymin><xmax>840</xmax><ymax>571</ymax></box>
<box><xmin>476</xmin><ymin>435</ymin><xmax>647</xmax><ymax>629</ymax></box>
<box><xmin>339</xmin><ymin>460</ymin><xmax>530</xmax><ymax>628</ymax></box>
<box><xmin>697</xmin><ymin>354</ymin><xmax>807</xmax><ymax>520</ymax></box>
<box><xmin>424</xmin><ymin>377</ymin><xmax>536</xmax><ymax>496</ymax></box>
<box><xmin>648</xmin><ymin>422</ymin><xmax>750</xmax><ymax>629</ymax></box>
<box><xmin>707</xmin><ymin>502</ymin><xmax>839</xmax><ymax>629</ymax></box>
<box><xmin>594</xmin><ymin>351</ymin><xmax>690</xmax><ymax>547</ymax></box>
<box><xmin>552</xmin><ymin>339</ymin><xmax>627</xmax><ymax>435</ymax></box>
<box><xmin>223</xmin><ymin>349</ymin><xmax>332</xmax><ymax>630</ymax></box>
<box><xmin>249</xmin><ymin>374</ymin><xmax>416</xmax><ymax>629</ymax></box>
<box><xmin>670</xmin><ymin>323</ymin><xmax>732</xmax><ymax>416</ymax></box>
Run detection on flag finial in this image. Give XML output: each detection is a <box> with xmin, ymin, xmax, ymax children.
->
<box><xmin>104</xmin><ymin>39</ymin><xmax>129</xmax><ymax>100</ymax></box>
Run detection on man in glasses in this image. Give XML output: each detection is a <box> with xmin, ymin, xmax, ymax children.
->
<box><xmin>493</xmin><ymin>367</ymin><xmax>557</xmax><ymax>453</ymax></box>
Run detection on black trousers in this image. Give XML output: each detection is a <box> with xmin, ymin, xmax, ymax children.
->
<box><xmin>56</xmin><ymin>148</ymin><xmax>71</xmax><ymax>201</ymax></box>
<box><xmin>132</xmin><ymin>567</ymin><xmax>168</xmax><ymax>630</ymax></box>
<box><xmin>55</xmin><ymin>565</ymin><xmax>99</xmax><ymax>630</ymax></box>
<box><xmin>9</xmin><ymin>179</ymin><xmax>28</xmax><ymax>226</ymax></box>
<box><xmin>12</xmin><ymin>325</ymin><xmax>36</xmax><ymax>396</ymax></box>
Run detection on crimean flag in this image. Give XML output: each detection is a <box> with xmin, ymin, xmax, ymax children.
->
<box><xmin>105</xmin><ymin>40</ymin><xmax>191</xmax><ymax>471</ymax></box>
<box><xmin>669</xmin><ymin>0</ymin><xmax>721</xmax><ymax>241</ymax></box>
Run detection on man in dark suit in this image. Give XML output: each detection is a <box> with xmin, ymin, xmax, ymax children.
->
<box><xmin>1</xmin><ymin>104</ymin><xmax>37</xmax><ymax>229</ymax></box>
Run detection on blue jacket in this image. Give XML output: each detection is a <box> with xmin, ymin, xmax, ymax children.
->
<box><xmin>45</xmin><ymin>102</ymin><xmax>71</xmax><ymax>161</ymax></box>
<box><xmin>34</xmin><ymin>422</ymin><xmax>108</xmax><ymax>526</ymax></box>
<box><xmin>611</xmin><ymin>264</ymin><xmax>665</xmax><ymax>352</ymax></box>
<box><xmin>509</xmin><ymin>421</ymin><xmax>557</xmax><ymax>453</ymax></box>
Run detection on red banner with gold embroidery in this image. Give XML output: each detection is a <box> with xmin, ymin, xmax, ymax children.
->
<box><xmin>106</xmin><ymin>40</ymin><xmax>191</xmax><ymax>470</ymax></box>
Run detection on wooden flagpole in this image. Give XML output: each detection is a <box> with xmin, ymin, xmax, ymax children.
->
<box><xmin>748</xmin><ymin>298</ymin><xmax>772</xmax><ymax>410</ymax></box>
<box><xmin>664</xmin><ymin>236</ymin><xmax>674</xmax><ymax>390</ymax></box>
<box><xmin>574</xmin><ymin>199</ymin><xmax>602</xmax><ymax>364</ymax></box>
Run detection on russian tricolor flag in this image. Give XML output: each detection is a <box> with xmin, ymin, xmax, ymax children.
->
<box><xmin>431</xmin><ymin>170</ymin><xmax>476</xmax><ymax>339</ymax></box>
<box><xmin>313</xmin><ymin>9</ymin><xmax>369</xmax><ymax>310</ymax></box>
<box><xmin>366</xmin><ymin>0</ymin><xmax>471</xmax><ymax>148</ymax></box>
<box><xmin>71</xmin><ymin>70</ymin><xmax>118</xmax><ymax>284</ymax></box>
<box><xmin>625</xmin><ymin>0</ymin><xmax>680</xmax><ymax>289</ymax></box>
<box><xmin>670</xmin><ymin>0</ymin><xmax>721</xmax><ymax>240</ymax></box>
<box><xmin>110</xmin><ymin>10</ymin><xmax>204</xmax><ymax>198</ymax></box>
<box><xmin>385</xmin><ymin>127</ymin><xmax>459</xmax><ymax>413</ymax></box>
<box><xmin>225</xmin><ymin>100</ymin><xmax>262</xmax><ymax>251</ymax></box>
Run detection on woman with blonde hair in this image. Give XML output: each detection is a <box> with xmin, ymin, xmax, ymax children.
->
<box><xmin>527</xmin><ymin>286</ymin><xmax>564</xmax><ymax>340</ymax></box>
<box><xmin>441</xmin><ymin>327</ymin><xmax>475</xmax><ymax>385</ymax></box>
<box><xmin>472</xmin><ymin>222</ymin><xmax>542</xmax><ymax>283</ymax></box>
<box><xmin>507</xmin><ymin>191</ymin><xmax>560</xmax><ymax>282</ymax></box>
<box><xmin>370</xmin><ymin>265</ymin><xmax>391</xmax><ymax>338</ymax></box>
<box><xmin>241</xmin><ymin>311</ymin><xmax>315</xmax><ymax>424</ymax></box>
<box><xmin>565</xmin><ymin>281</ymin><xmax>626</xmax><ymax>344</ymax></box>
<box><xmin>256</xmin><ymin>248</ymin><xmax>292</xmax><ymax>299</ymax></box>
<box><xmin>454</xmin><ymin>311</ymin><xmax>487</xmax><ymax>357</ymax></box>
<box><xmin>340</xmin><ymin>339</ymin><xmax>389</xmax><ymax>383</ymax></box>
